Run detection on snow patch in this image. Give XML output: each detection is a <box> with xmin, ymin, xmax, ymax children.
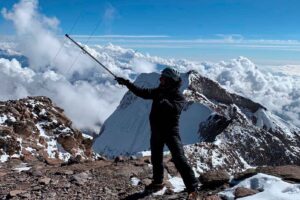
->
<box><xmin>0</xmin><ymin>115</ymin><xmax>8</xmax><ymax>124</ymax></box>
<box><xmin>0</xmin><ymin>154</ymin><xmax>9</xmax><ymax>163</ymax></box>
<box><xmin>13</xmin><ymin>162</ymin><xmax>31</xmax><ymax>172</ymax></box>
<box><xmin>219</xmin><ymin>173</ymin><xmax>300</xmax><ymax>200</ymax></box>
<box><xmin>152</xmin><ymin>186</ymin><xmax>167</xmax><ymax>196</ymax></box>
<box><xmin>130</xmin><ymin>177</ymin><xmax>141</xmax><ymax>186</ymax></box>
<box><xmin>82</xmin><ymin>133</ymin><xmax>93</xmax><ymax>140</ymax></box>
<box><xmin>168</xmin><ymin>176</ymin><xmax>185</xmax><ymax>193</ymax></box>
<box><xmin>36</xmin><ymin>123</ymin><xmax>49</xmax><ymax>138</ymax></box>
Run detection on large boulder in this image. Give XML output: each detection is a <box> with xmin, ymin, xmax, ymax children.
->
<box><xmin>234</xmin><ymin>187</ymin><xmax>259</xmax><ymax>198</ymax></box>
<box><xmin>199</xmin><ymin>170</ymin><xmax>230</xmax><ymax>188</ymax></box>
<box><xmin>257</xmin><ymin>165</ymin><xmax>300</xmax><ymax>183</ymax></box>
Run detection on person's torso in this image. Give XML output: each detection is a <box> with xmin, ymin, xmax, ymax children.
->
<box><xmin>149</xmin><ymin>88</ymin><xmax>184</xmax><ymax>134</ymax></box>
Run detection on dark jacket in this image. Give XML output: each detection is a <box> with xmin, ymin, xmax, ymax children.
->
<box><xmin>125</xmin><ymin>82</ymin><xmax>185</xmax><ymax>136</ymax></box>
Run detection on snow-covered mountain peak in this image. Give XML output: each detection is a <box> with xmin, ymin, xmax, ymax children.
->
<box><xmin>93</xmin><ymin>70</ymin><xmax>300</xmax><ymax>173</ymax></box>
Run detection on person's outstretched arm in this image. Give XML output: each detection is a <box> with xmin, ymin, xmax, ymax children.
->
<box><xmin>115</xmin><ymin>77</ymin><xmax>157</xmax><ymax>99</ymax></box>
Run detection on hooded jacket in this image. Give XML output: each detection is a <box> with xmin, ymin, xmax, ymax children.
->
<box><xmin>125</xmin><ymin>82</ymin><xmax>185</xmax><ymax>136</ymax></box>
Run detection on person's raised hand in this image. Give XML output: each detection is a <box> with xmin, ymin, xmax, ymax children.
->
<box><xmin>115</xmin><ymin>77</ymin><xmax>129</xmax><ymax>86</ymax></box>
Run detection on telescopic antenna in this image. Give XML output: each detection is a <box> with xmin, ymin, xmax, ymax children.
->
<box><xmin>65</xmin><ymin>34</ymin><xmax>117</xmax><ymax>78</ymax></box>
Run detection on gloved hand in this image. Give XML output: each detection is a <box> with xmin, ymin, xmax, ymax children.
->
<box><xmin>115</xmin><ymin>77</ymin><xmax>130</xmax><ymax>86</ymax></box>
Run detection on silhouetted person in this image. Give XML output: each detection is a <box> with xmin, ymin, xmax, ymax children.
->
<box><xmin>116</xmin><ymin>67</ymin><xmax>199</xmax><ymax>200</ymax></box>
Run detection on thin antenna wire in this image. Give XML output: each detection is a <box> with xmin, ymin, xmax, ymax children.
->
<box><xmin>65</xmin><ymin>17</ymin><xmax>103</xmax><ymax>75</ymax></box>
<box><xmin>50</xmin><ymin>12</ymin><xmax>82</xmax><ymax>68</ymax></box>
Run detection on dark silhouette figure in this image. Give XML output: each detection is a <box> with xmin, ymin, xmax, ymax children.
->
<box><xmin>116</xmin><ymin>67</ymin><xmax>199</xmax><ymax>199</ymax></box>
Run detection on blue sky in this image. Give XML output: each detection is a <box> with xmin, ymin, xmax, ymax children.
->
<box><xmin>1</xmin><ymin>0</ymin><xmax>300</xmax><ymax>65</ymax></box>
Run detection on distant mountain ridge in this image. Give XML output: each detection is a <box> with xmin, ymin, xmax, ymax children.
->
<box><xmin>93</xmin><ymin>70</ymin><xmax>300</xmax><ymax>173</ymax></box>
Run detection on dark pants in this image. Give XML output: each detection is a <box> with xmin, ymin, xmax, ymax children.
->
<box><xmin>150</xmin><ymin>133</ymin><xmax>198</xmax><ymax>193</ymax></box>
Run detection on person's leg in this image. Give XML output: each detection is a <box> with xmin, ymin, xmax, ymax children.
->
<box><xmin>166</xmin><ymin>134</ymin><xmax>198</xmax><ymax>193</ymax></box>
<box><xmin>150</xmin><ymin>134</ymin><xmax>165</xmax><ymax>184</ymax></box>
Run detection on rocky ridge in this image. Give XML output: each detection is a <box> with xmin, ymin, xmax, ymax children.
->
<box><xmin>183</xmin><ymin>71</ymin><xmax>300</xmax><ymax>173</ymax></box>
<box><xmin>0</xmin><ymin>96</ymin><xmax>93</xmax><ymax>165</ymax></box>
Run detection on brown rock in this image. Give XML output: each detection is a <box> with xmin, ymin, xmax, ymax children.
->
<box><xmin>45</xmin><ymin>157</ymin><xmax>63</xmax><ymax>166</ymax></box>
<box><xmin>141</xmin><ymin>178</ymin><xmax>152</xmax><ymax>186</ymax></box>
<box><xmin>234</xmin><ymin>187</ymin><xmax>258</xmax><ymax>198</ymax></box>
<box><xmin>21</xmin><ymin>148</ymin><xmax>37</xmax><ymax>162</ymax></box>
<box><xmin>57</xmin><ymin>135</ymin><xmax>77</xmax><ymax>153</ymax></box>
<box><xmin>203</xmin><ymin>195</ymin><xmax>222</xmax><ymax>200</ymax></box>
<box><xmin>0</xmin><ymin>126</ymin><xmax>13</xmax><ymax>136</ymax></box>
<box><xmin>62</xmin><ymin>170</ymin><xmax>74</xmax><ymax>175</ymax></box>
<box><xmin>65</xmin><ymin>155</ymin><xmax>82</xmax><ymax>165</ymax></box>
<box><xmin>39</xmin><ymin>177</ymin><xmax>51</xmax><ymax>185</ymax></box>
<box><xmin>0</xmin><ymin>136</ymin><xmax>21</xmax><ymax>155</ymax></box>
<box><xmin>199</xmin><ymin>170</ymin><xmax>230</xmax><ymax>188</ymax></box>
<box><xmin>19</xmin><ymin>192</ymin><xmax>31</xmax><ymax>199</ymax></box>
<box><xmin>165</xmin><ymin>158</ymin><xmax>179</xmax><ymax>177</ymax></box>
<box><xmin>0</xmin><ymin>172</ymin><xmax>7</xmax><ymax>177</ymax></box>
<box><xmin>9</xmin><ymin>190</ymin><xmax>26</xmax><ymax>197</ymax></box>
<box><xmin>13</xmin><ymin>120</ymin><xmax>38</xmax><ymax>137</ymax></box>
<box><xmin>234</xmin><ymin>168</ymin><xmax>257</xmax><ymax>181</ymax></box>
<box><xmin>29</xmin><ymin>169</ymin><xmax>43</xmax><ymax>177</ymax></box>
<box><xmin>71</xmin><ymin>171</ymin><xmax>91</xmax><ymax>185</ymax></box>
<box><xmin>114</xmin><ymin>156</ymin><xmax>125</xmax><ymax>163</ymax></box>
<box><xmin>257</xmin><ymin>165</ymin><xmax>300</xmax><ymax>183</ymax></box>
<box><xmin>82</xmin><ymin>137</ymin><xmax>93</xmax><ymax>148</ymax></box>
<box><xmin>144</xmin><ymin>158</ymin><xmax>151</xmax><ymax>164</ymax></box>
<box><xmin>39</xmin><ymin>136</ymin><xmax>47</xmax><ymax>146</ymax></box>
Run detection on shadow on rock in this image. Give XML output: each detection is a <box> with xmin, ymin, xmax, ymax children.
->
<box><xmin>121</xmin><ymin>191</ymin><xmax>150</xmax><ymax>200</ymax></box>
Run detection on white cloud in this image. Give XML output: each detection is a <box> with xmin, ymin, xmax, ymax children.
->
<box><xmin>0</xmin><ymin>0</ymin><xmax>139</xmax><ymax>132</ymax></box>
<box><xmin>196</xmin><ymin>57</ymin><xmax>300</xmax><ymax>127</ymax></box>
<box><xmin>1</xmin><ymin>0</ymin><xmax>94</xmax><ymax>74</ymax></box>
<box><xmin>130</xmin><ymin>58</ymin><xmax>157</xmax><ymax>73</ymax></box>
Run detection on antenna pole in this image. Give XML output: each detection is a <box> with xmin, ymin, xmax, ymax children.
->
<box><xmin>65</xmin><ymin>34</ymin><xmax>117</xmax><ymax>78</ymax></box>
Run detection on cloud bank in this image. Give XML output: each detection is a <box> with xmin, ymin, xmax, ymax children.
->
<box><xmin>0</xmin><ymin>0</ymin><xmax>158</xmax><ymax>132</ymax></box>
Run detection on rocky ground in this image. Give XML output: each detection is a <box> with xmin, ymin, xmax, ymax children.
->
<box><xmin>1</xmin><ymin>156</ymin><xmax>299</xmax><ymax>200</ymax></box>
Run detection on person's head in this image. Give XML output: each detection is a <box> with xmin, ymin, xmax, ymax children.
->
<box><xmin>159</xmin><ymin>67</ymin><xmax>181</xmax><ymax>89</ymax></box>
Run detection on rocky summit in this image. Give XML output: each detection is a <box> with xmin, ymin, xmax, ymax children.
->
<box><xmin>0</xmin><ymin>96</ymin><xmax>93</xmax><ymax>165</ymax></box>
<box><xmin>1</xmin><ymin>156</ymin><xmax>300</xmax><ymax>200</ymax></box>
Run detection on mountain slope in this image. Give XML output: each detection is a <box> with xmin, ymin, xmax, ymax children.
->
<box><xmin>93</xmin><ymin>70</ymin><xmax>300</xmax><ymax>173</ymax></box>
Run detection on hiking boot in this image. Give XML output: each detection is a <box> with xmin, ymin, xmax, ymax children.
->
<box><xmin>144</xmin><ymin>182</ymin><xmax>165</xmax><ymax>193</ymax></box>
<box><xmin>187</xmin><ymin>191</ymin><xmax>200</xmax><ymax>200</ymax></box>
